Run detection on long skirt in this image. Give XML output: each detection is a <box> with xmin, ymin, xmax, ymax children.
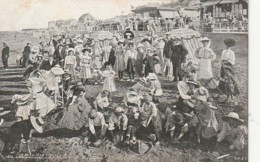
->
<box><xmin>35</xmin><ymin>92</ymin><xmax>56</xmax><ymax>117</ymax></box>
<box><xmin>65</xmin><ymin>64</ymin><xmax>76</xmax><ymax>80</ymax></box>
<box><xmin>80</xmin><ymin>66</ymin><xmax>92</xmax><ymax>79</ymax></box>
<box><xmin>197</xmin><ymin>59</ymin><xmax>213</xmax><ymax>79</ymax></box>
<box><xmin>103</xmin><ymin>77</ymin><xmax>116</xmax><ymax>92</ymax></box>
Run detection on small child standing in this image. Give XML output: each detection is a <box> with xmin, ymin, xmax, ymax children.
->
<box><xmin>92</xmin><ymin>54</ymin><xmax>103</xmax><ymax>85</ymax></box>
<box><xmin>220</xmin><ymin>66</ymin><xmax>239</xmax><ymax>103</ymax></box>
<box><xmin>80</xmin><ymin>48</ymin><xmax>92</xmax><ymax>85</ymax></box>
<box><xmin>64</xmin><ymin>48</ymin><xmax>77</xmax><ymax>80</ymax></box>
<box><xmin>100</xmin><ymin>62</ymin><xmax>116</xmax><ymax>92</ymax></box>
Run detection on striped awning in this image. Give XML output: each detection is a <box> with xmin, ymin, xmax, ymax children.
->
<box><xmin>202</xmin><ymin>0</ymin><xmax>221</xmax><ymax>6</ymax></box>
<box><xmin>219</xmin><ymin>0</ymin><xmax>239</xmax><ymax>4</ymax></box>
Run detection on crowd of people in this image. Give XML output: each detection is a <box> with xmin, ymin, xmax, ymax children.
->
<box><xmin>0</xmin><ymin>29</ymin><xmax>247</xmax><ymax>157</ymax></box>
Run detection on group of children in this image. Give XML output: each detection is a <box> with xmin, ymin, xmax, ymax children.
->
<box><xmin>0</xmin><ymin>32</ymin><xmax>247</xmax><ymax>157</ymax></box>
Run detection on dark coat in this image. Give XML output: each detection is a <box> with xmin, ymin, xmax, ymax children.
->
<box><xmin>108</xmin><ymin>48</ymin><xmax>116</xmax><ymax>67</ymax></box>
<box><xmin>143</xmin><ymin>56</ymin><xmax>160</xmax><ymax>76</ymax></box>
<box><xmin>171</xmin><ymin>44</ymin><xmax>188</xmax><ymax>64</ymax></box>
<box><xmin>163</xmin><ymin>39</ymin><xmax>174</xmax><ymax>59</ymax></box>
<box><xmin>23</xmin><ymin>45</ymin><xmax>31</xmax><ymax>55</ymax></box>
<box><xmin>39</xmin><ymin>60</ymin><xmax>57</xmax><ymax>71</ymax></box>
<box><xmin>2</xmin><ymin>46</ymin><xmax>9</xmax><ymax>58</ymax></box>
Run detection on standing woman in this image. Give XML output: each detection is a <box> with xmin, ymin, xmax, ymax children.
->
<box><xmin>218</xmin><ymin>39</ymin><xmax>236</xmax><ymax>96</ymax></box>
<box><xmin>64</xmin><ymin>48</ymin><xmax>77</xmax><ymax>80</ymax></box>
<box><xmin>79</xmin><ymin>48</ymin><xmax>92</xmax><ymax>85</ymax></box>
<box><xmin>115</xmin><ymin>40</ymin><xmax>126</xmax><ymax>81</ymax></box>
<box><xmin>125</xmin><ymin>43</ymin><xmax>137</xmax><ymax>82</ymax></box>
<box><xmin>195</xmin><ymin>37</ymin><xmax>216</xmax><ymax>80</ymax></box>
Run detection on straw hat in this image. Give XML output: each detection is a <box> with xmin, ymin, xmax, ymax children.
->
<box><xmin>146</xmin><ymin>47</ymin><xmax>153</xmax><ymax>53</ymax></box>
<box><xmin>0</xmin><ymin>108</ymin><xmax>11</xmax><ymax>116</ymax></box>
<box><xmin>186</xmin><ymin>80</ymin><xmax>198</xmax><ymax>87</ymax></box>
<box><xmin>32</xmin><ymin>46</ymin><xmax>40</xmax><ymax>53</ymax></box>
<box><xmin>223</xmin><ymin>112</ymin><xmax>244</xmax><ymax>123</ymax></box>
<box><xmin>224</xmin><ymin>39</ymin><xmax>236</xmax><ymax>47</ymax></box>
<box><xmin>146</xmin><ymin>73</ymin><xmax>158</xmax><ymax>80</ymax></box>
<box><xmin>51</xmin><ymin>65</ymin><xmax>65</xmax><ymax>75</ymax></box>
<box><xmin>67</xmin><ymin>48</ymin><xmax>75</xmax><ymax>53</ymax></box>
<box><xmin>30</xmin><ymin>116</ymin><xmax>44</xmax><ymax>133</ymax></box>
<box><xmin>166</xmin><ymin>32</ymin><xmax>170</xmax><ymax>35</ymax></box>
<box><xmin>114</xmin><ymin>107</ymin><xmax>124</xmax><ymax>113</ymax></box>
<box><xmin>200</xmin><ymin>37</ymin><xmax>210</xmax><ymax>42</ymax></box>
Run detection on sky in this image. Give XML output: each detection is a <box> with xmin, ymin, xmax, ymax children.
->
<box><xmin>0</xmin><ymin>0</ymin><xmax>172</xmax><ymax>31</ymax></box>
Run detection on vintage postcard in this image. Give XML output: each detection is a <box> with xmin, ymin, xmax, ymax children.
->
<box><xmin>0</xmin><ymin>0</ymin><xmax>248</xmax><ymax>161</ymax></box>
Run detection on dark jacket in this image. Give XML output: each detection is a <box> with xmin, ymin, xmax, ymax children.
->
<box><xmin>163</xmin><ymin>39</ymin><xmax>174</xmax><ymax>59</ymax></box>
<box><xmin>23</xmin><ymin>45</ymin><xmax>31</xmax><ymax>55</ymax></box>
<box><xmin>39</xmin><ymin>60</ymin><xmax>57</xmax><ymax>71</ymax></box>
<box><xmin>2</xmin><ymin>46</ymin><xmax>9</xmax><ymax>58</ymax></box>
<box><xmin>171</xmin><ymin>44</ymin><xmax>188</xmax><ymax>64</ymax></box>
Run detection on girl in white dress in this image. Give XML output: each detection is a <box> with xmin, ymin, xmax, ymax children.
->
<box><xmin>80</xmin><ymin>48</ymin><xmax>92</xmax><ymax>84</ymax></box>
<box><xmin>100</xmin><ymin>62</ymin><xmax>116</xmax><ymax>92</ymax></box>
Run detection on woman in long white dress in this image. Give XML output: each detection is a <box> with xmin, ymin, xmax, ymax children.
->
<box><xmin>28</xmin><ymin>70</ymin><xmax>56</xmax><ymax>117</ymax></box>
<box><xmin>195</xmin><ymin>37</ymin><xmax>216</xmax><ymax>80</ymax></box>
<box><xmin>101</xmin><ymin>63</ymin><xmax>116</xmax><ymax>92</ymax></box>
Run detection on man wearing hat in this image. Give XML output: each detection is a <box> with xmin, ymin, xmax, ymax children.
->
<box><xmin>171</xmin><ymin>36</ymin><xmax>188</xmax><ymax>82</ymax></box>
<box><xmin>166</xmin><ymin>112</ymin><xmax>189</xmax><ymax>143</ymax></box>
<box><xmin>108</xmin><ymin>107</ymin><xmax>128</xmax><ymax>143</ymax></box>
<box><xmin>2</xmin><ymin>42</ymin><xmax>9</xmax><ymax>69</ymax></box>
<box><xmin>39</xmin><ymin>51</ymin><xmax>57</xmax><ymax>71</ymax></box>
<box><xmin>138</xmin><ymin>94</ymin><xmax>162</xmax><ymax>145</ymax></box>
<box><xmin>163</xmin><ymin>32</ymin><xmax>171</xmax><ymax>43</ymax></box>
<box><xmin>81</xmin><ymin>109</ymin><xmax>108</xmax><ymax>145</ymax></box>
<box><xmin>215</xmin><ymin>112</ymin><xmax>247</xmax><ymax>150</ymax></box>
<box><xmin>22</xmin><ymin>42</ymin><xmax>31</xmax><ymax>68</ymax></box>
<box><xmin>162</xmin><ymin>36</ymin><xmax>174</xmax><ymax>80</ymax></box>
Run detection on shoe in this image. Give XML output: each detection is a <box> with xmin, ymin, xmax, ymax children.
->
<box><xmin>126</xmin><ymin>79</ymin><xmax>131</xmax><ymax>81</ymax></box>
<box><xmin>154</xmin><ymin>141</ymin><xmax>160</xmax><ymax>146</ymax></box>
<box><xmin>131</xmin><ymin>79</ymin><xmax>135</xmax><ymax>82</ymax></box>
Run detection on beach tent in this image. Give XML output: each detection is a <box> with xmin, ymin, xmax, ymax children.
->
<box><xmin>169</xmin><ymin>28</ymin><xmax>202</xmax><ymax>65</ymax></box>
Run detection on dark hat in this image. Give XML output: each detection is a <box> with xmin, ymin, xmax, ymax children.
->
<box><xmin>224</xmin><ymin>39</ymin><xmax>236</xmax><ymax>47</ymax></box>
<box><xmin>186</xmin><ymin>80</ymin><xmax>199</xmax><ymax>87</ymax></box>
<box><xmin>141</xmin><ymin>39</ymin><xmax>152</xmax><ymax>44</ymax></box>
<box><xmin>82</xmin><ymin>48</ymin><xmax>91</xmax><ymax>53</ymax></box>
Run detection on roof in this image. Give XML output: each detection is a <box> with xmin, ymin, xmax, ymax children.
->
<box><xmin>218</xmin><ymin>0</ymin><xmax>239</xmax><ymax>4</ymax></box>
<box><xmin>132</xmin><ymin>6</ymin><xmax>178</xmax><ymax>12</ymax></box>
<box><xmin>202</xmin><ymin>0</ymin><xmax>221</xmax><ymax>6</ymax></box>
<box><xmin>78</xmin><ymin>13</ymin><xmax>95</xmax><ymax>23</ymax></box>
